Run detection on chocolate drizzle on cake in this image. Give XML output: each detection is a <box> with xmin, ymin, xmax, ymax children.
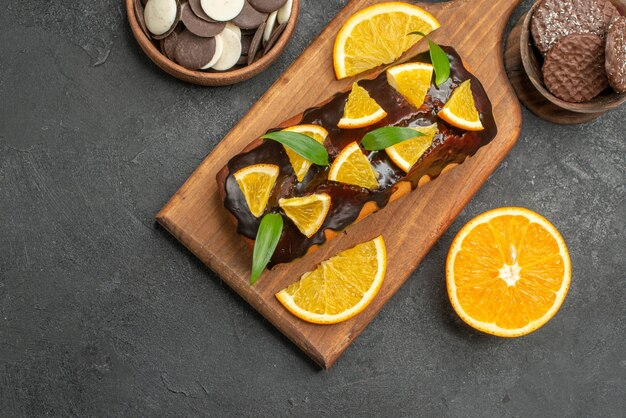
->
<box><xmin>222</xmin><ymin>47</ymin><xmax>497</xmax><ymax>266</ymax></box>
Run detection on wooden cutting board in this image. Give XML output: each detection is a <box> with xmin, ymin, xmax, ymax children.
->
<box><xmin>157</xmin><ymin>0</ymin><xmax>523</xmax><ymax>368</ymax></box>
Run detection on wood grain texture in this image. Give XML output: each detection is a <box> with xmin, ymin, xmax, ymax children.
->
<box><xmin>157</xmin><ymin>0</ymin><xmax>523</xmax><ymax>368</ymax></box>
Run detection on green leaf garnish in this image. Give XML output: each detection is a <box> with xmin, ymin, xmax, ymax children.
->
<box><xmin>251</xmin><ymin>213</ymin><xmax>284</xmax><ymax>285</ymax></box>
<box><xmin>427</xmin><ymin>40</ymin><xmax>451</xmax><ymax>87</ymax></box>
<box><xmin>262</xmin><ymin>131</ymin><xmax>329</xmax><ymax>166</ymax></box>
<box><xmin>361</xmin><ymin>126</ymin><xmax>424</xmax><ymax>151</ymax></box>
<box><xmin>408</xmin><ymin>31</ymin><xmax>450</xmax><ymax>87</ymax></box>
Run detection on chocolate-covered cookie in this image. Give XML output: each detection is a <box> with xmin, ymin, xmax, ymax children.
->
<box><xmin>188</xmin><ymin>0</ymin><xmax>216</xmax><ymax>22</ymax></box>
<box><xmin>605</xmin><ymin>16</ymin><xmax>626</xmax><ymax>93</ymax></box>
<box><xmin>161</xmin><ymin>31</ymin><xmax>179</xmax><ymax>60</ymax></box>
<box><xmin>248</xmin><ymin>21</ymin><xmax>266</xmax><ymax>65</ymax></box>
<box><xmin>543</xmin><ymin>33</ymin><xmax>609</xmax><ymax>102</ymax></box>
<box><xmin>232</xmin><ymin>1</ymin><xmax>268</xmax><ymax>29</ymax></box>
<box><xmin>531</xmin><ymin>0</ymin><xmax>620</xmax><ymax>55</ymax></box>
<box><xmin>201</xmin><ymin>32</ymin><xmax>224</xmax><ymax>69</ymax></box>
<box><xmin>181</xmin><ymin>2</ymin><xmax>225</xmax><ymax>37</ymax></box>
<box><xmin>173</xmin><ymin>30</ymin><xmax>217</xmax><ymax>70</ymax></box>
<box><xmin>263</xmin><ymin>21</ymin><xmax>286</xmax><ymax>54</ymax></box>
<box><xmin>248</xmin><ymin>0</ymin><xmax>287</xmax><ymax>13</ymax></box>
<box><xmin>240</xmin><ymin>34</ymin><xmax>253</xmax><ymax>55</ymax></box>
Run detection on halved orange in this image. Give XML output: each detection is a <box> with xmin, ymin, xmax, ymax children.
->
<box><xmin>438</xmin><ymin>80</ymin><xmax>484</xmax><ymax>131</ymax></box>
<box><xmin>279</xmin><ymin>193</ymin><xmax>331</xmax><ymax>238</ymax></box>
<box><xmin>328</xmin><ymin>141</ymin><xmax>379</xmax><ymax>189</ymax></box>
<box><xmin>281</xmin><ymin>125</ymin><xmax>328</xmax><ymax>182</ymax></box>
<box><xmin>276</xmin><ymin>236</ymin><xmax>386</xmax><ymax>324</ymax></box>
<box><xmin>333</xmin><ymin>2</ymin><xmax>440</xmax><ymax>79</ymax></box>
<box><xmin>233</xmin><ymin>164</ymin><xmax>279</xmax><ymax>218</ymax></box>
<box><xmin>386</xmin><ymin>62</ymin><xmax>433</xmax><ymax>109</ymax></box>
<box><xmin>338</xmin><ymin>83</ymin><xmax>387</xmax><ymax>129</ymax></box>
<box><xmin>446</xmin><ymin>207</ymin><xmax>571</xmax><ymax>337</ymax></box>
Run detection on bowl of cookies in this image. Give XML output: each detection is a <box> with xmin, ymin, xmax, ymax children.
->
<box><xmin>127</xmin><ymin>0</ymin><xmax>299</xmax><ymax>86</ymax></box>
<box><xmin>520</xmin><ymin>0</ymin><xmax>626</xmax><ymax>113</ymax></box>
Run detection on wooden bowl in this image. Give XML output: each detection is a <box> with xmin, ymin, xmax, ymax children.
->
<box><xmin>520</xmin><ymin>0</ymin><xmax>626</xmax><ymax>113</ymax></box>
<box><xmin>126</xmin><ymin>0</ymin><xmax>300</xmax><ymax>86</ymax></box>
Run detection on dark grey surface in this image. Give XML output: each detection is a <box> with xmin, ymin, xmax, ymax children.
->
<box><xmin>1</xmin><ymin>0</ymin><xmax>624</xmax><ymax>416</ymax></box>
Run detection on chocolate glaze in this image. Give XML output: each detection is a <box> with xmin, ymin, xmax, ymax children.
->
<box><xmin>223</xmin><ymin>47</ymin><xmax>497</xmax><ymax>266</ymax></box>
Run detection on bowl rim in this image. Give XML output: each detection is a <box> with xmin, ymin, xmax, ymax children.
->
<box><xmin>519</xmin><ymin>0</ymin><xmax>626</xmax><ymax>113</ymax></box>
<box><xmin>126</xmin><ymin>0</ymin><xmax>300</xmax><ymax>86</ymax></box>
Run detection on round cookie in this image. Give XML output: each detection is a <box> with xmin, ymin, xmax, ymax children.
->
<box><xmin>263</xmin><ymin>10</ymin><xmax>277</xmax><ymax>44</ymax></box>
<box><xmin>247</xmin><ymin>21</ymin><xmax>266</xmax><ymax>65</ymax></box>
<box><xmin>263</xmin><ymin>21</ymin><xmax>286</xmax><ymax>54</ymax></box>
<box><xmin>605</xmin><ymin>16</ymin><xmax>626</xmax><ymax>93</ymax></box>
<box><xmin>161</xmin><ymin>31</ymin><xmax>179</xmax><ymax>60</ymax></box>
<box><xmin>543</xmin><ymin>33</ymin><xmax>609</xmax><ymax>102</ymax></box>
<box><xmin>276</xmin><ymin>0</ymin><xmax>292</xmax><ymax>24</ymax></box>
<box><xmin>181</xmin><ymin>2</ymin><xmax>225</xmax><ymax>37</ymax></box>
<box><xmin>189</xmin><ymin>0</ymin><xmax>216</xmax><ymax>22</ymax></box>
<box><xmin>212</xmin><ymin>27</ymin><xmax>242</xmax><ymax>71</ymax></box>
<box><xmin>232</xmin><ymin>1</ymin><xmax>267</xmax><ymax>29</ymax></box>
<box><xmin>248</xmin><ymin>0</ymin><xmax>286</xmax><ymax>13</ymax></box>
<box><xmin>225</xmin><ymin>22</ymin><xmax>242</xmax><ymax>40</ymax></box>
<box><xmin>144</xmin><ymin>0</ymin><xmax>181</xmax><ymax>38</ymax></box>
<box><xmin>240</xmin><ymin>33</ymin><xmax>253</xmax><ymax>55</ymax></box>
<box><xmin>201</xmin><ymin>33</ymin><xmax>225</xmax><ymax>69</ymax></box>
<box><xmin>531</xmin><ymin>0</ymin><xmax>620</xmax><ymax>55</ymax></box>
<box><xmin>174</xmin><ymin>30</ymin><xmax>217</xmax><ymax>70</ymax></box>
<box><xmin>200</xmin><ymin>0</ymin><xmax>245</xmax><ymax>22</ymax></box>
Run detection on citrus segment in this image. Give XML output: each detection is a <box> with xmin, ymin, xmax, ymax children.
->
<box><xmin>386</xmin><ymin>62</ymin><xmax>433</xmax><ymax>109</ymax></box>
<box><xmin>233</xmin><ymin>164</ymin><xmax>279</xmax><ymax>218</ymax></box>
<box><xmin>446</xmin><ymin>207</ymin><xmax>571</xmax><ymax>337</ymax></box>
<box><xmin>385</xmin><ymin>123</ymin><xmax>437</xmax><ymax>172</ymax></box>
<box><xmin>279</xmin><ymin>193</ymin><xmax>331</xmax><ymax>238</ymax></box>
<box><xmin>276</xmin><ymin>236</ymin><xmax>387</xmax><ymax>324</ymax></box>
<box><xmin>333</xmin><ymin>2</ymin><xmax>440</xmax><ymax>79</ymax></box>
<box><xmin>281</xmin><ymin>125</ymin><xmax>329</xmax><ymax>182</ymax></box>
<box><xmin>328</xmin><ymin>142</ymin><xmax>379</xmax><ymax>189</ymax></box>
<box><xmin>438</xmin><ymin>80</ymin><xmax>484</xmax><ymax>131</ymax></box>
<box><xmin>338</xmin><ymin>83</ymin><xmax>387</xmax><ymax>129</ymax></box>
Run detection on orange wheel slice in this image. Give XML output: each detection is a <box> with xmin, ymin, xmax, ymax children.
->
<box><xmin>446</xmin><ymin>207</ymin><xmax>572</xmax><ymax>337</ymax></box>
